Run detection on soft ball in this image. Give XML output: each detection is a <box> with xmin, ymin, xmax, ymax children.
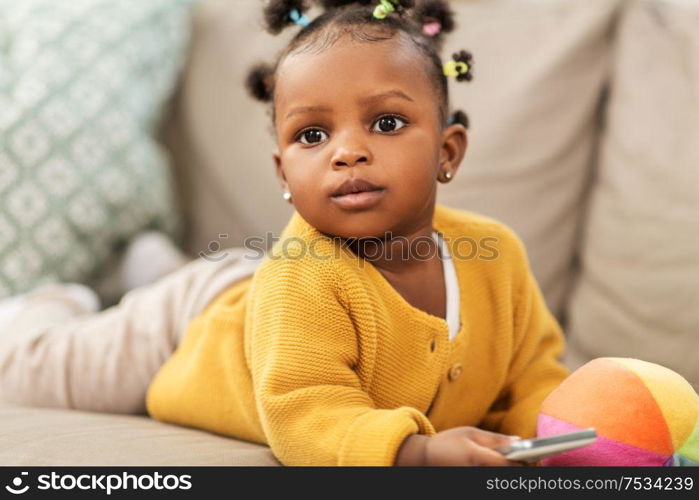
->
<box><xmin>537</xmin><ymin>358</ymin><xmax>699</xmax><ymax>466</ymax></box>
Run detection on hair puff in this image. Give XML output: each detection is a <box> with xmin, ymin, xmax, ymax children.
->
<box><xmin>449</xmin><ymin>109</ymin><xmax>469</xmax><ymax>129</ymax></box>
<box><xmin>412</xmin><ymin>0</ymin><xmax>455</xmax><ymax>40</ymax></box>
<box><xmin>319</xmin><ymin>0</ymin><xmax>416</xmax><ymax>13</ymax></box>
<box><xmin>263</xmin><ymin>0</ymin><xmax>310</xmax><ymax>34</ymax></box>
<box><xmin>318</xmin><ymin>0</ymin><xmax>374</xmax><ymax>8</ymax></box>
<box><xmin>451</xmin><ymin>49</ymin><xmax>473</xmax><ymax>82</ymax></box>
<box><xmin>245</xmin><ymin>62</ymin><xmax>275</xmax><ymax>102</ymax></box>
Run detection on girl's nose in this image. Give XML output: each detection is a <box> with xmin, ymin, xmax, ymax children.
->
<box><xmin>331</xmin><ymin>140</ymin><xmax>372</xmax><ymax>168</ymax></box>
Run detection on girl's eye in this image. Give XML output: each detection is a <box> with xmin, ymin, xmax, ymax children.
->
<box><xmin>372</xmin><ymin>115</ymin><xmax>407</xmax><ymax>133</ymax></box>
<box><xmin>297</xmin><ymin>129</ymin><xmax>328</xmax><ymax>145</ymax></box>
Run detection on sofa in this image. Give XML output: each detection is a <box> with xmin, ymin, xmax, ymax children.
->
<box><xmin>1</xmin><ymin>0</ymin><xmax>697</xmax><ymax>465</ymax></box>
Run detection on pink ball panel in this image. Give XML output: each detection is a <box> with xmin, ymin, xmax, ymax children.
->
<box><xmin>538</xmin><ymin>414</ymin><xmax>670</xmax><ymax>466</ymax></box>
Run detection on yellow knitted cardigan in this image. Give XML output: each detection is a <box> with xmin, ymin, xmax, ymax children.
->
<box><xmin>146</xmin><ymin>204</ymin><xmax>569</xmax><ymax>466</ymax></box>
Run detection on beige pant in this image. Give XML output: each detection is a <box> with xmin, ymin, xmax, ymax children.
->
<box><xmin>0</xmin><ymin>248</ymin><xmax>259</xmax><ymax>415</ymax></box>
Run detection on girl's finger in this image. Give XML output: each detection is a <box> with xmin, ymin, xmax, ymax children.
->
<box><xmin>469</xmin><ymin>444</ymin><xmax>520</xmax><ymax>466</ymax></box>
<box><xmin>467</xmin><ymin>428</ymin><xmax>521</xmax><ymax>449</ymax></box>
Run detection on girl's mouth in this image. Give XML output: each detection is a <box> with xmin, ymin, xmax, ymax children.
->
<box><xmin>331</xmin><ymin>189</ymin><xmax>386</xmax><ymax>210</ymax></box>
<box><xmin>330</xmin><ymin>178</ymin><xmax>385</xmax><ymax>210</ymax></box>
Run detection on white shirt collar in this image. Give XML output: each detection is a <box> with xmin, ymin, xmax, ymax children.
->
<box><xmin>432</xmin><ymin>231</ymin><xmax>461</xmax><ymax>341</ymax></box>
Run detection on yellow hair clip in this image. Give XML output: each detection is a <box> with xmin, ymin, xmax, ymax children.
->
<box><xmin>443</xmin><ymin>61</ymin><xmax>468</xmax><ymax>78</ymax></box>
<box><xmin>443</xmin><ymin>51</ymin><xmax>474</xmax><ymax>82</ymax></box>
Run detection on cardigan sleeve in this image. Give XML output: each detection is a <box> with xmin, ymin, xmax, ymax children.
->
<box><xmin>479</xmin><ymin>236</ymin><xmax>570</xmax><ymax>440</ymax></box>
<box><xmin>246</xmin><ymin>254</ymin><xmax>435</xmax><ymax>466</ymax></box>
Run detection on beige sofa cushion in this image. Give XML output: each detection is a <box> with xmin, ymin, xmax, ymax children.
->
<box><xmin>438</xmin><ymin>0</ymin><xmax>622</xmax><ymax>318</ymax></box>
<box><xmin>564</xmin><ymin>0</ymin><xmax>699</xmax><ymax>388</ymax></box>
<box><xmin>165</xmin><ymin>0</ymin><xmax>620</xmax><ymax>320</ymax></box>
<box><xmin>162</xmin><ymin>0</ymin><xmax>294</xmax><ymax>258</ymax></box>
<box><xmin>0</xmin><ymin>405</ymin><xmax>278</xmax><ymax>466</ymax></box>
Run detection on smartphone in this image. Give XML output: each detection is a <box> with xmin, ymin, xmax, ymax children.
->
<box><xmin>496</xmin><ymin>428</ymin><xmax>597</xmax><ymax>463</ymax></box>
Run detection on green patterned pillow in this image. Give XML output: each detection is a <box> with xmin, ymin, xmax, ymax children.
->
<box><xmin>0</xmin><ymin>0</ymin><xmax>194</xmax><ymax>298</ymax></box>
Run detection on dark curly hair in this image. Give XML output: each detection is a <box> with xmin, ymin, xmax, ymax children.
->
<box><xmin>246</xmin><ymin>0</ymin><xmax>472</xmax><ymax>129</ymax></box>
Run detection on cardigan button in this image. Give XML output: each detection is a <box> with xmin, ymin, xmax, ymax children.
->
<box><xmin>429</xmin><ymin>339</ymin><xmax>436</xmax><ymax>352</ymax></box>
<box><xmin>448</xmin><ymin>363</ymin><xmax>463</xmax><ymax>381</ymax></box>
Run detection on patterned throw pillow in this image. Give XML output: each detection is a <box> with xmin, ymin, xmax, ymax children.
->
<box><xmin>0</xmin><ymin>0</ymin><xmax>194</xmax><ymax>298</ymax></box>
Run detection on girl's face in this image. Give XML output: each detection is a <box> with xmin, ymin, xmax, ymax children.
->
<box><xmin>273</xmin><ymin>32</ymin><xmax>467</xmax><ymax>240</ymax></box>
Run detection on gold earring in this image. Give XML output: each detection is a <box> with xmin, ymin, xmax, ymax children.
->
<box><xmin>282</xmin><ymin>191</ymin><xmax>292</xmax><ymax>202</ymax></box>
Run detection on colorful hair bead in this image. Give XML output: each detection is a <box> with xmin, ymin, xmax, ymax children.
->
<box><xmin>289</xmin><ymin>8</ymin><xmax>310</xmax><ymax>27</ymax></box>
<box><xmin>443</xmin><ymin>61</ymin><xmax>468</xmax><ymax>77</ymax></box>
<box><xmin>422</xmin><ymin>16</ymin><xmax>441</xmax><ymax>37</ymax></box>
<box><xmin>373</xmin><ymin>0</ymin><xmax>398</xmax><ymax>20</ymax></box>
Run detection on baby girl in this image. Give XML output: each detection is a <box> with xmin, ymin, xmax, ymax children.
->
<box><xmin>0</xmin><ymin>0</ymin><xmax>569</xmax><ymax>466</ymax></box>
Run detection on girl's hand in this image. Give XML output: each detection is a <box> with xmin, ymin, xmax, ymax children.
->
<box><xmin>396</xmin><ymin>426</ymin><xmax>525</xmax><ymax>466</ymax></box>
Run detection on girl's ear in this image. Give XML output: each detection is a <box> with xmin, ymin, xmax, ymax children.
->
<box><xmin>273</xmin><ymin>151</ymin><xmax>288</xmax><ymax>190</ymax></box>
<box><xmin>438</xmin><ymin>123</ymin><xmax>467</xmax><ymax>183</ymax></box>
